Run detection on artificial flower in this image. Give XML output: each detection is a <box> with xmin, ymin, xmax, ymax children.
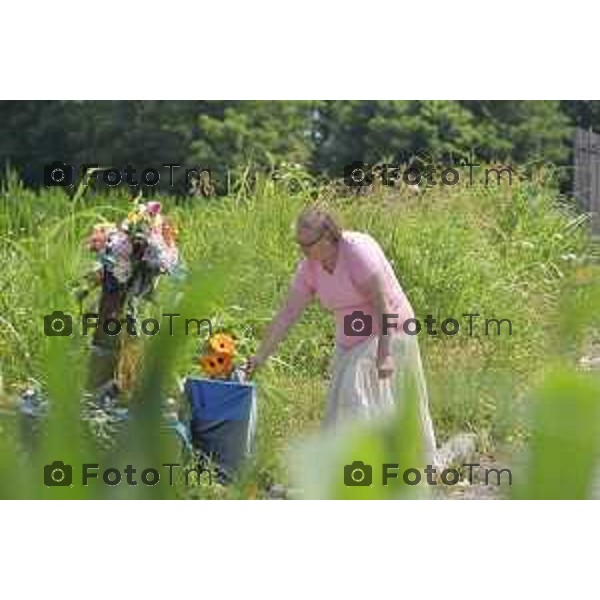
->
<box><xmin>209</xmin><ymin>333</ymin><xmax>236</xmax><ymax>355</ymax></box>
<box><xmin>146</xmin><ymin>201</ymin><xmax>162</xmax><ymax>216</ymax></box>
<box><xmin>200</xmin><ymin>352</ymin><xmax>233</xmax><ymax>378</ymax></box>
<box><xmin>161</xmin><ymin>219</ymin><xmax>178</xmax><ymax>246</ymax></box>
<box><xmin>84</xmin><ymin>196</ymin><xmax>180</xmax><ymax>297</ymax></box>
<box><xmin>87</xmin><ymin>223</ymin><xmax>115</xmax><ymax>251</ymax></box>
<box><xmin>126</xmin><ymin>211</ymin><xmax>142</xmax><ymax>225</ymax></box>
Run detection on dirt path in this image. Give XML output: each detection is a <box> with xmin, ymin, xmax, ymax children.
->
<box><xmin>431</xmin><ymin>451</ymin><xmax>510</xmax><ymax>500</ymax></box>
<box><xmin>437</xmin><ymin>332</ymin><xmax>600</xmax><ymax>501</ymax></box>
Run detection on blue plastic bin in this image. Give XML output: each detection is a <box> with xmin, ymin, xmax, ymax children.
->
<box><xmin>184</xmin><ymin>377</ymin><xmax>257</xmax><ymax>480</ymax></box>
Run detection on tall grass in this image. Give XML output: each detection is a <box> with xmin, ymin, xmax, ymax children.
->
<box><xmin>0</xmin><ymin>166</ymin><xmax>598</xmax><ymax>498</ymax></box>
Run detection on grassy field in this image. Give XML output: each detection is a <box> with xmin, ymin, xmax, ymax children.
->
<box><xmin>1</xmin><ymin>165</ymin><xmax>599</xmax><ymax>498</ymax></box>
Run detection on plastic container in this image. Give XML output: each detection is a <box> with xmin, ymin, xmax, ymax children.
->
<box><xmin>184</xmin><ymin>376</ymin><xmax>257</xmax><ymax>481</ymax></box>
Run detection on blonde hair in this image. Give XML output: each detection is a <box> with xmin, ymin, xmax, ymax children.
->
<box><xmin>296</xmin><ymin>206</ymin><xmax>343</xmax><ymax>243</ymax></box>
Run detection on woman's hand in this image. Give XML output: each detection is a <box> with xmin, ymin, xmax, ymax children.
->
<box><xmin>244</xmin><ymin>354</ymin><xmax>265</xmax><ymax>379</ymax></box>
<box><xmin>376</xmin><ymin>354</ymin><xmax>394</xmax><ymax>379</ymax></box>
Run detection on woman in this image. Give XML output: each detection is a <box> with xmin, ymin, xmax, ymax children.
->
<box><xmin>246</xmin><ymin>207</ymin><xmax>437</xmax><ymax>460</ymax></box>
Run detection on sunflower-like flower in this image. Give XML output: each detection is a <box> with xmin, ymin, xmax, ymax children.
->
<box><xmin>200</xmin><ymin>352</ymin><xmax>233</xmax><ymax>378</ymax></box>
<box><xmin>209</xmin><ymin>333</ymin><xmax>236</xmax><ymax>355</ymax></box>
<box><xmin>126</xmin><ymin>210</ymin><xmax>142</xmax><ymax>225</ymax></box>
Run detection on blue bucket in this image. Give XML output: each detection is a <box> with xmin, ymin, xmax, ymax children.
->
<box><xmin>184</xmin><ymin>377</ymin><xmax>257</xmax><ymax>480</ymax></box>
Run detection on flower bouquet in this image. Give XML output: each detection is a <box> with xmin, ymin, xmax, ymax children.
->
<box><xmin>198</xmin><ymin>333</ymin><xmax>247</xmax><ymax>382</ymax></box>
<box><xmin>85</xmin><ymin>197</ymin><xmax>180</xmax><ymax>305</ymax></box>
<box><xmin>81</xmin><ymin>196</ymin><xmax>181</xmax><ymax>391</ymax></box>
<box><xmin>188</xmin><ymin>332</ymin><xmax>256</xmax><ymax>481</ymax></box>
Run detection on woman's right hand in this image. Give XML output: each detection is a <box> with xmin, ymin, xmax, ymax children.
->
<box><xmin>244</xmin><ymin>354</ymin><xmax>265</xmax><ymax>379</ymax></box>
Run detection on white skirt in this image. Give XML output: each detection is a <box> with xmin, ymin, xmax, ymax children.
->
<box><xmin>324</xmin><ymin>333</ymin><xmax>437</xmax><ymax>461</ymax></box>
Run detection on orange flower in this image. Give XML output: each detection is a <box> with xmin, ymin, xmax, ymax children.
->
<box><xmin>209</xmin><ymin>333</ymin><xmax>236</xmax><ymax>356</ymax></box>
<box><xmin>161</xmin><ymin>219</ymin><xmax>178</xmax><ymax>246</ymax></box>
<box><xmin>200</xmin><ymin>352</ymin><xmax>233</xmax><ymax>378</ymax></box>
<box><xmin>87</xmin><ymin>223</ymin><xmax>114</xmax><ymax>251</ymax></box>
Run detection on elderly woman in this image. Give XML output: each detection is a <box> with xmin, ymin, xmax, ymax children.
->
<box><xmin>247</xmin><ymin>207</ymin><xmax>437</xmax><ymax>459</ymax></box>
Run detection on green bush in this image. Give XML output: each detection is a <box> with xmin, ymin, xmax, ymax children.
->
<box><xmin>0</xmin><ymin>167</ymin><xmax>597</xmax><ymax>498</ymax></box>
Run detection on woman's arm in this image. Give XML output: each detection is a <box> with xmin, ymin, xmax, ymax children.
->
<box><xmin>346</xmin><ymin>236</ymin><xmax>397</xmax><ymax>378</ymax></box>
<box><xmin>249</xmin><ymin>262</ymin><xmax>315</xmax><ymax>372</ymax></box>
<box><xmin>254</xmin><ymin>295</ymin><xmax>309</xmax><ymax>363</ymax></box>
<box><xmin>353</xmin><ymin>271</ymin><xmax>396</xmax><ymax>378</ymax></box>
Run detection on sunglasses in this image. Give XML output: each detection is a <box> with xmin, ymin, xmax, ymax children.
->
<box><xmin>296</xmin><ymin>230</ymin><xmax>325</xmax><ymax>249</ymax></box>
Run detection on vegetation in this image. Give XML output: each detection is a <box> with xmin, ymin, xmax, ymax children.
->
<box><xmin>0</xmin><ymin>162</ymin><xmax>598</xmax><ymax>498</ymax></box>
<box><xmin>3</xmin><ymin>100</ymin><xmax>600</xmax><ymax>191</ymax></box>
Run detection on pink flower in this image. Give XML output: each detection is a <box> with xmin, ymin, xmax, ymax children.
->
<box><xmin>146</xmin><ymin>201</ymin><xmax>162</xmax><ymax>216</ymax></box>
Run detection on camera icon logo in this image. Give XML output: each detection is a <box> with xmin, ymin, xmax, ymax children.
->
<box><xmin>344</xmin><ymin>310</ymin><xmax>372</xmax><ymax>337</ymax></box>
<box><xmin>44</xmin><ymin>161</ymin><xmax>74</xmax><ymax>187</ymax></box>
<box><xmin>344</xmin><ymin>461</ymin><xmax>373</xmax><ymax>487</ymax></box>
<box><xmin>44</xmin><ymin>461</ymin><xmax>73</xmax><ymax>487</ymax></box>
<box><xmin>343</xmin><ymin>161</ymin><xmax>374</xmax><ymax>187</ymax></box>
<box><xmin>44</xmin><ymin>311</ymin><xmax>73</xmax><ymax>337</ymax></box>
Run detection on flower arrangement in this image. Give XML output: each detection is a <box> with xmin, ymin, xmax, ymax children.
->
<box><xmin>84</xmin><ymin>196</ymin><xmax>180</xmax><ymax>302</ymax></box>
<box><xmin>199</xmin><ymin>333</ymin><xmax>239</xmax><ymax>380</ymax></box>
<box><xmin>79</xmin><ymin>196</ymin><xmax>183</xmax><ymax>392</ymax></box>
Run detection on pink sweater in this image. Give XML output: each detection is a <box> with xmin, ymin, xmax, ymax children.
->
<box><xmin>272</xmin><ymin>230</ymin><xmax>414</xmax><ymax>349</ymax></box>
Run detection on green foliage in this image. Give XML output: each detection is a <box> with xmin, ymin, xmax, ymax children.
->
<box><xmin>461</xmin><ymin>100</ymin><xmax>572</xmax><ymax>163</ymax></box>
<box><xmin>312</xmin><ymin>100</ymin><xmax>483</xmax><ymax>174</ymax></box>
<box><xmin>0</xmin><ymin>100</ymin><xmax>588</xmax><ymax>191</ymax></box>
<box><xmin>0</xmin><ymin>167</ymin><xmax>598</xmax><ymax>498</ymax></box>
<box><xmin>513</xmin><ymin>369</ymin><xmax>600</xmax><ymax>500</ymax></box>
<box><xmin>191</xmin><ymin>101</ymin><xmax>316</xmax><ymax>188</ymax></box>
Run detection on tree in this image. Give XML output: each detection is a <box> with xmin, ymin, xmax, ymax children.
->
<box><xmin>312</xmin><ymin>100</ymin><xmax>482</xmax><ymax>176</ymax></box>
<box><xmin>460</xmin><ymin>100</ymin><xmax>572</xmax><ymax>164</ymax></box>
<box><xmin>190</xmin><ymin>101</ymin><xmax>317</xmax><ymax>190</ymax></box>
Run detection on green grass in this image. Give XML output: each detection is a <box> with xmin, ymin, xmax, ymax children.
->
<box><xmin>0</xmin><ymin>165</ymin><xmax>598</xmax><ymax>498</ymax></box>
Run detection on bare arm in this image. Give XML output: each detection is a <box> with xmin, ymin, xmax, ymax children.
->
<box><xmin>353</xmin><ymin>271</ymin><xmax>396</xmax><ymax>377</ymax></box>
<box><xmin>254</xmin><ymin>293</ymin><xmax>311</xmax><ymax>364</ymax></box>
<box><xmin>247</xmin><ymin>262</ymin><xmax>315</xmax><ymax>374</ymax></box>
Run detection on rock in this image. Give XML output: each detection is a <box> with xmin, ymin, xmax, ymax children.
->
<box><xmin>435</xmin><ymin>432</ymin><xmax>478</xmax><ymax>469</ymax></box>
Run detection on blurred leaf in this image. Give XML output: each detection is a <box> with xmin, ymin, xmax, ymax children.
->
<box><xmin>513</xmin><ymin>369</ymin><xmax>600</xmax><ymax>500</ymax></box>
